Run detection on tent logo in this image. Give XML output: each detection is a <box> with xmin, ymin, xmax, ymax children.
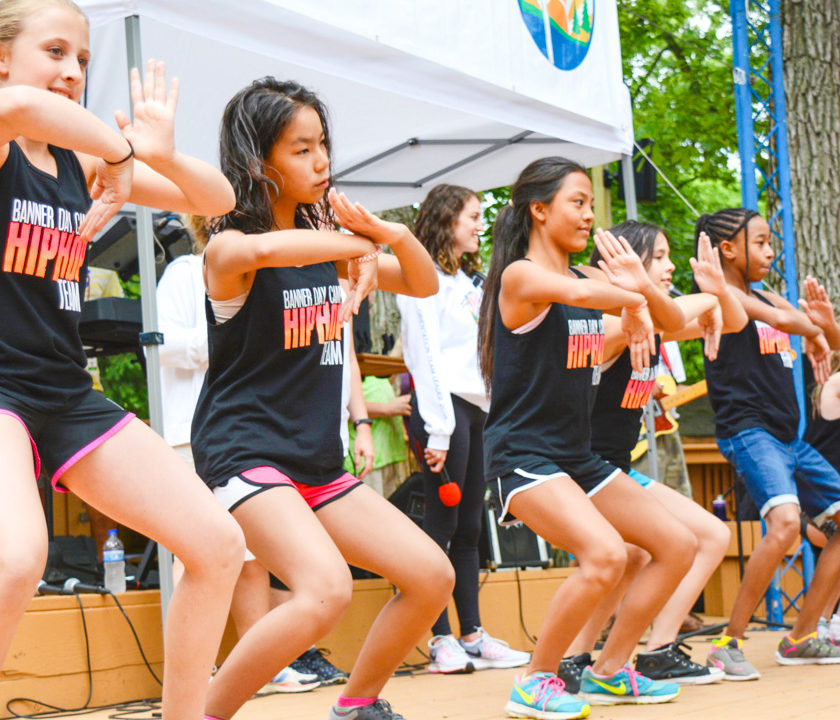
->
<box><xmin>518</xmin><ymin>0</ymin><xmax>594</xmax><ymax>71</ymax></box>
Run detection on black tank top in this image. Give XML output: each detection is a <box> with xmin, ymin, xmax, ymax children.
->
<box><xmin>590</xmin><ymin>338</ymin><xmax>661</xmax><ymax>472</ymax></box>
<box><xmin>0</xmin><ymin>141</ymin><xmax>92</xmax><ymax>411</ymax></box>
<box><xmin>704</xmin><ymin>291</ymin><xmax>798</xmax><ymax>443</ymax></box>
<box><xmin>191</xmin><ymin>261</ymin><xmax>346</xmax><ymax>488</ymax></box>
<box><xmin>484</xmin><ymin>266</ymin><xmax>605</xmax><ymax>479</ymax></box>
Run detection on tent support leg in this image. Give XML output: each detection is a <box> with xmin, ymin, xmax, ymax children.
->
<box><xmin>124</xmin><ymin>14</ymin><xmax>175</xmax><ymax>624</ymax></box>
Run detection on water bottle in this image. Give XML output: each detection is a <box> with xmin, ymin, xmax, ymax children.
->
<box><xmin>712</xmin><ymin>494</ymin><xmax>728</xmax><ymax>521</ymax></box>
<box><xmin>102</xmin><ymin>528</ymin><xmax>126</xmax><ymax>594</ymax></box>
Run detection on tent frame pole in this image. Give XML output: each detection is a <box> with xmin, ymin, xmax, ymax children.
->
<box><xmin>124</xmin><ymin>14</ymin><xmax>175</xmax><ymax>623</ymax></box>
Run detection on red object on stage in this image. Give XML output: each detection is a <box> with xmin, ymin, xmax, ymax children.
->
<box><xmin>438</xmin><ymin>478</ymin><xmax>461</xmax><ymax>507</ymax></box>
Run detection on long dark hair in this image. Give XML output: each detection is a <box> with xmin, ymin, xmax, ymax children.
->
<box><xmin>213</xmin><ymin>78</ymin><xmax>333</xmax><ymax>235</ymax></box>
<box><xmin>693</xmin><ymin>207</ymin><xmax>760</xmax><ymax>293</ymax></box>
<box><xmin>414</xmin><ymin>184</ymin><xmax>482</xmax><ymax>276</ymax></box>
<box><xmin>590</xmin><ymin>220</ymin><xmax>665</xmax><ymax>271</ymax></box>
<box><xmin>477</xmin><ymin>156</ymin><xmax>588</xmax><ymax>389</ymax></box>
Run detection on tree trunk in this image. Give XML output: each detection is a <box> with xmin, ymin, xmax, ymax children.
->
<box><xmin>781</xmin><ymin>0</ymin><xmax>840</xmax><ymax>306</ymax></box>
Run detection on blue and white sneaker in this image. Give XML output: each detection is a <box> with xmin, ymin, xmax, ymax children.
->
<box><xmin>579</xmin><ymin>665</ymin><xmax>679</xmax><ymax>705</ymax></box>
<box><xmin>504</xmin><ymin>672</ymin><xmax>590</xmax><ymax>719</ymax></box>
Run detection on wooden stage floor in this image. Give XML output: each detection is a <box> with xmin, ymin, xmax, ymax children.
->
<box><xmin>68</xmin><ymin>626</ymin><xmax>836</xmax><ymax>720</ymax></box>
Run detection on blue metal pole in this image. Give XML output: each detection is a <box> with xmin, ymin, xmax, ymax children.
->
<box><xmin>731</xmin><ymin>0</ymin><xmax>758</xmax><ymax>211</ymax></box>
<box><xmin>768</xmin><ymin>0</ymin><xmax>806</xmax><ymax>436</ymax></box>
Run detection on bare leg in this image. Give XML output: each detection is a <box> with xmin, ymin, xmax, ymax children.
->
<box><xmin>230</xmin><ymin>560</ymin><xmax>269</xmax><ymax>637</ymax></box>
<box><xmin>646</xmin><ymin>483</ymin><xmax>730</xmax><ymax>648</ymax></box>
<box><xmin>590</xmin><ymin>474</ymin><xmax>696</xmax><ymax>675</ymax></box>
<box><xmin>317</xmin><ymin>484</ymin><xmax>454</xmax><ymax>699</ymax></box>
<box><xmin>790</xmin><ymin>510</ymin><xmax>840</xmax><ymax>638</ymax></box>
<box><xmin>506</xmin><ymin>477</ymin><xmax>627</xmax><ymax>675</ymax></box>
<box><xmin>566</xmin><ymin>544</ymin><xmax>649</xmax><ymax>656</ymax></box>
<box><xmin>726</xmin><ymin>503</ymin><xmax>800</xmax><ymax>638</ymax></box>
<box><xmin>0</xmin><ymin>417</ymin><xmax>47</xmax><ymax>667</ymax></box>
<box><xmin>62</xmin><ymin>419</ymin><xmax>245</xmax><ymax>720</ymax></box>
<box><xmin>205</xmin><ymin>488</ymin><xmax>352</xmax><ymax>719</ymax></box>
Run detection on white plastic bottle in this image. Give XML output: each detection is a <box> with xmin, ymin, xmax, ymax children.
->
<box><xmin>102</xmin><ymin>528</ymin><xmax>126</xmax><ymax>594</ymax></box>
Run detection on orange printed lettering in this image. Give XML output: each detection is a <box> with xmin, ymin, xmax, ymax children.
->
<box><xmin>3</xmin><ymin>222</ymin><xmax>30</xmax><ymax>273</ymax></box>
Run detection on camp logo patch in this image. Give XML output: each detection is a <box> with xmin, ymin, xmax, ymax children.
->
<box><xmin>518</xmin><ymin>0</ymin><xmax>594</xmax><ymax>71</ymax></box>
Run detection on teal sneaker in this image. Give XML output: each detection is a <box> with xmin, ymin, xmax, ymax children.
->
<box><xmin>579</xmin><ymin>665</ymin><xmax>679</xmax><ymax>705</ymax></box>
<box><xmin>504</xmin><ymin>672</ymin><xmax>590</xmax><ymax>719</ymax></box>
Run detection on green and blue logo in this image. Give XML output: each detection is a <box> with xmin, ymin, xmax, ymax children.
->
<box><xmin>518</xmin><ymin>0</ymin><xmax>595</xmax><ymax>71</ymax></box>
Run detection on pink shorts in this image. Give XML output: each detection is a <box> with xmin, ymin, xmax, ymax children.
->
<box><xmin>212</xmin><ymin>466</ymin><xmax>361</xmax><ymax>513</ymax></box>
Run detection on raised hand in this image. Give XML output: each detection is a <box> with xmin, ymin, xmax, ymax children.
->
<box><xmin>339</xmin><ymin>255</ymin><xmax>378</xmax><ymax>324</ymax></box>
<box><xmin>805</xmin><ymin>333</ymin><xmax>832</xmax><ymax>385</ymax></box>
<box><xmin>593</xmin><ymin>228</ymin><xmax>649</xmax><ymax>293</ymax></box>
<box><xmin>78</xmin><ymin>154</ymin><xmax>133</xmax><ymax>240</ymax></box>
<box><xmin>329</xmin><ymin>188</ymin><xmax>406</xmax><ymax>246</ymax></box>
<box><xmin>799</xmin><ymin>276</ymin><xmax>837</xmax><ymax>332</ymax></box>
<box><xmin>690</xmin><ymin>232</ymin><xmax>727</xmax><ymax>296</ymax></box>
<box><xmin>114</xmin><ymin>59</ymin><xmax>178</xmax><ymax>166</ymax></box>
<box><xmin>698</xmin><ymin>303</ymin><xmax>723</xmax><ymax>361</ymax></box>
<box><xmin>621</xmin><ymin>305</ymin><xmax>656</xmax><ymax>372</ymax></box>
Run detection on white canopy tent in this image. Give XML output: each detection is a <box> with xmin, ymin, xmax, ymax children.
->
<box><xmin>76</xmin><ymin>0</ymin><xmax>636</xmax><ymax>615</ymax></box>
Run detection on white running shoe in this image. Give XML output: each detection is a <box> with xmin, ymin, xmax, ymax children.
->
<box><xmin>260</xmin><ymin>665</ymin><xmax>321</xmax><ymax>693</ymax></box>
<box><xmin>428</xmin><ymin>634</ymin><xmax>475</xmax><ymax>673</ymax></box>
<box><xmin>459</xmin><ymin>627</ymin><xmax>530</xmax><ymax>670</ymax></box>
<box><xmin>830</xmin><ymin>614</ymin><xmax>840</xmax><ymax>644</ymax></box>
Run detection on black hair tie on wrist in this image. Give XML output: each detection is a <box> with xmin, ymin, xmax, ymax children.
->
<box><xmin>104</xmin><ymin>139</ymin><xmax>135</xmax><ymax>166</ymax></box>
<box><xmin>353</xmin><ymin>418</ymin><xmax>373</xmax><ymax>429</ymax></box>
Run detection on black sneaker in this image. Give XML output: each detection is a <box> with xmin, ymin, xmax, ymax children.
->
<box><xmin>327</xmin><ymin>699</ymin><xmax>405</xmax><ymax>719</ymax></box>
<box><xmin>557</xmin><ymin>651</ymin><xmax>591</xmax><ymax>694</ymax></box>
<box><xmin>292</xmin><ymin>647</ymin><xmax>349</xmax><ymax>685</ymax></box>
<box><xmin>635</xmin><ymin>641</ymin><xmax>723</xmax><ymax>685</ymax></box>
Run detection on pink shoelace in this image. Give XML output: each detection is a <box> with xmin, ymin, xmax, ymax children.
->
<box><xmin>532</xmin><ymin>675</ymin><xmax>568</xmax><ymax>708</ymax></box>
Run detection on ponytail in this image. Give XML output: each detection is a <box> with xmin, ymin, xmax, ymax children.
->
<box><xmin>477</xmin><ymin>156</ymin><xmax>587</xmax><ymax>389</ymax></box>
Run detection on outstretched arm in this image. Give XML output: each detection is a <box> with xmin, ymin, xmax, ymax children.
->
<box><xmin>733</xmin><ymin>287</ymin><xmax>821</xmax><ymax>337</ymax></box>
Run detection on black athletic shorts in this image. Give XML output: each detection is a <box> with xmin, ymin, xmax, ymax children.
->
<box><xmin>0</xmin><ymin>387</ymin><xmax>133</xmax><ymax>490</ymax></box>
<box><xmin>492</xmin><ymin>456</ymin><xmax>621</xmax><ymax>526</ymax></box>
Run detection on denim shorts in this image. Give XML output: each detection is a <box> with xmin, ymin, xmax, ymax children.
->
<box><xmin>716</xmin><ymin>427</ymin><xmax>840</xmax><ymax>525</ymax></box>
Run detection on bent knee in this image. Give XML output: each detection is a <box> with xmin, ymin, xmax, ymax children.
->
<box><xmin>624</xmin><ymin>544</ymin><xmax>650</xmax><ymax>575</ymax></box>
<box><xmin>0</xmin><ymin>545</ymin><xmax>47</xmax><ymax>595</ymax></box>
<box><xmin>764</xmin><ymin>506</ymin><xmax>801</xmax><ymax>547</ymax></box>
<box><xmin>703</xmin><ymin>518</ymin><xmax>732</xmax><ymax>560</ymax></box>
<box><xmin>579</xmin><ymin>542</ymin><xmax>627</xmax><ymax>590</ymax></box>
<box><xmin>296</xmin><ymin>571</ymin><xmax>353</xmax><ymax>631</ymax></box>
<box><xmin>181</xmin><ymin>513</ymin><xmax>245</xmax><ymax>578</ymax></box>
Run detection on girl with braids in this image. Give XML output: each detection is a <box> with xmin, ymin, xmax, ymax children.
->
<box><xmin>479</xmin><ymin>157</ymin><xmax>697</xmax><ymax>718</ymax></box>
<box><xmin>0</xmin><ymin>4</ymin><xmax>246</xmax><ymax>720</ymax></box>
<box><xmin>397</xmin><ymin>184</ymin><xmax>530</xmax><ymax>674</ymax></box>
<box><xmin>191</xmin><ymin>77</ymin><xmax>452</xmax><ymax>720</ymax></box>
<box><xmin>697</xmin><ymin>208</ymin><xmax>840</xmax><ymax>677</ymax></box>
<box><xmin>557</xmin><ymin>222</ymin><xmax>747</xmax><ymax>691</ymax></box>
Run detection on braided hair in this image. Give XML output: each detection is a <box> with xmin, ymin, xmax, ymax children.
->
<box><xmin>693</xmin><ymin>208</ymin><xmax>760</xmax><ymax>293</ymax></box>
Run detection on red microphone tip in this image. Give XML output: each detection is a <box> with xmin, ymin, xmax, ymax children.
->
<box><xmin>438</xmin><ymin>482</ymin><xmax>461</xmax><ymax>506</ymax></box>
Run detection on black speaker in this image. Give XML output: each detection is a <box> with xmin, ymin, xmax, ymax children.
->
<box><xmin>388</xmin><ymin>472</ymin><xmax>425</xmax><ymax>528</ymax></box>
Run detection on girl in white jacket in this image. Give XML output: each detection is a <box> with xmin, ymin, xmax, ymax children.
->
<box><xmin>398</xmin><ymin>185</ymin><xmax>530</xmax><ymax>673</ymax></box>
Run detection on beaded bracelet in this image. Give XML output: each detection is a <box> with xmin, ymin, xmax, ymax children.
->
<box><xmin>626</xmin><ymin>298</ymin><xmax>649</xmax><ymax>314</ymax></box>
<box><xmin>351</xmin><ymin>245</ymin><xmax>383</xmax><ymax>264</ymax></box>
<box><xmin>104</xmin><ymin>139</ymin><xmax>135</xmax><ymax>166</ymax></box>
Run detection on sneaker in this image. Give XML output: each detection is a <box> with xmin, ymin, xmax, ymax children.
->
<box><xmin>428</xmin><ymin>634</ymin><xmax>475</xmax><ymax>673</ymax></box>
<box><xmin>775</xmin><ymin>632</ymin><xmax>840</xmax><ymax>665</ymax></box>
<box><xmin>556</xmin><ymin>653</ymin><xmax>591</xmax><ymax>695</ymax></box>
<box><xmin>328</xmin><ymin>699</ymin><xmax>405</xmax><ymax>720</ymax></box>
<box><xmin>260</xmin><ymin>665</ymin><xmax>320</xmax><ymax>693</ymax></box>
<box><xmin>292</xmin><ymin>647</ymin><xmax>349</xmax><ymax>685</ymax></box>
<box><xmin>460</xmin><ymin>627</ymin><xmax>530</xmax><ymax>670</ymax></box>
<box><xmin>706</xmin><ymin>636</ymin><xmax>760</xmax><ymax>681</ymax></box>
<box><xmin>504</xmin><ymin>672</ymin><xmax>590</xmax><ymax>719</ymax></box>
<box><xmin>579</xmin><ymin>665</ymin><xmax>680</xmax><ymax>705</ymax></box>
<box><xmin>831</xmin><ymin>613</ymin><xmax>840</xmax><ymax>644</ymax></box>
<box><xmin>635</xmin><ymin>641</ymin><xmax>723</xmax><ymax>685</ymax></box>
